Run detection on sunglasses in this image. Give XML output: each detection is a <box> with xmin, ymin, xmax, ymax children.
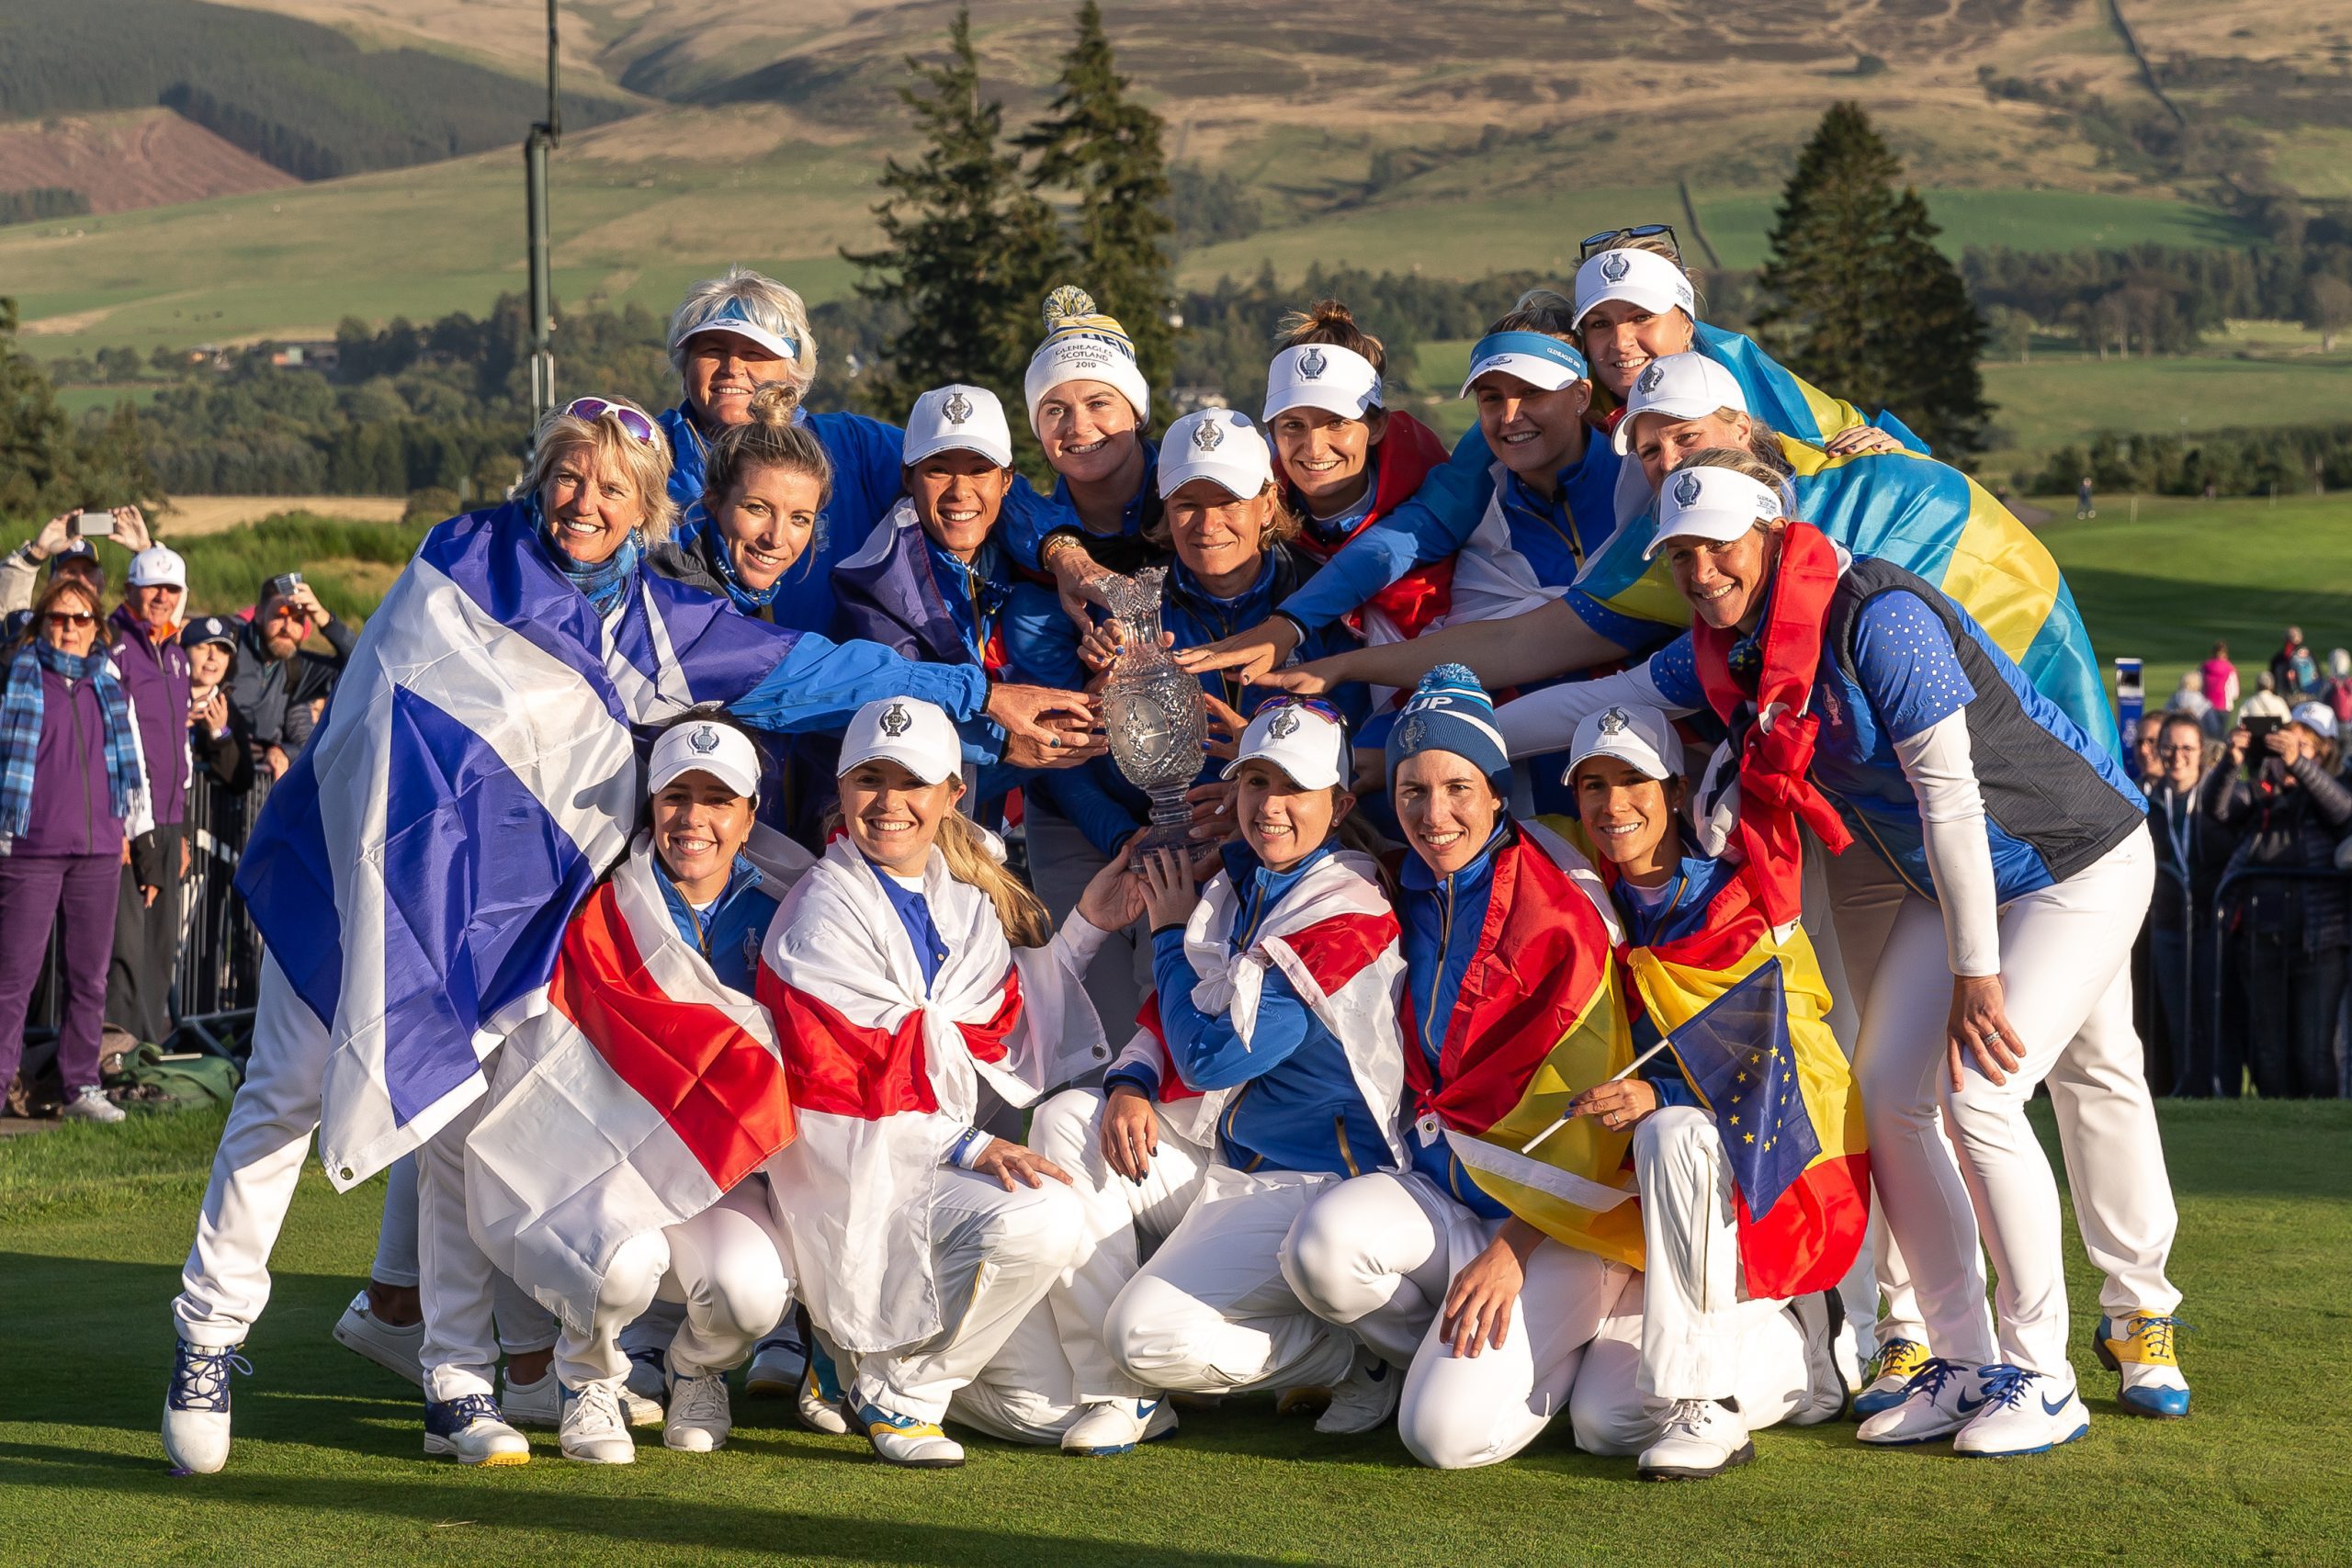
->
<box><xmin>1262</xmin><ymin>695</ymin><xmax>1347</xmax><ymax>728</ymax></box>
<box><xmin>46</xmin><ymin>610</ymin><xmax>96</xmax><ymax>627</ymax></box>
<box><xmin>562</xmin><ymin>397</ymin><xmax>660</xmax><ymax>447</ymax></box>
<box><xmin>1578</xmin><ymin>222</ymin><xmax>1679</xmax><ymax>262</ymax></box>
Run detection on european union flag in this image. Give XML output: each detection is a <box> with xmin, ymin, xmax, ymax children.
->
<box><xmin>1665</xmin><ymin>959</ymin><xmax>1821</xmax><ymax>1220</ymax></box>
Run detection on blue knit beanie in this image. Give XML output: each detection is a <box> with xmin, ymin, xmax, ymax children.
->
<box><xmin>1386</xmin><ymin>663</ymin><xmax>1511</xmax><ymax>788</ymax></box>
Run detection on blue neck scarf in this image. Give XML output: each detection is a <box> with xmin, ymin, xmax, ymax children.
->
<box><xmin>539</xmin><ymin>498</ymin><xmax>643</xmax><ymax>617</ymax></box>
<box><xmin>1</xmin><ymin>640</ymin><xmax>143</xmax><ymax>840</ymax></box>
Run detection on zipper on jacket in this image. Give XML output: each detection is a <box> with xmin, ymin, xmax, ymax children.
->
<box><xmin>1422</xmin><ymin>874</ymin><xmax>1456</xmax><ymax>1050</ymax></box>
<box><xmin>71</xmin><ymin>675</ymin><xmax>95</xmax><ymax>853</ymax></box>
<box><xmin>1332</xmin><ymin>1114</ymin><xmax>1361</xmax><ymax>1178</ymax></box>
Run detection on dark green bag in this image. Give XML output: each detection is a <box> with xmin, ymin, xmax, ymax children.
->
<box><xmin>120</xmin><ymin>1043</ymin><xmax>243</xmax><ymax>1111</ymax></box>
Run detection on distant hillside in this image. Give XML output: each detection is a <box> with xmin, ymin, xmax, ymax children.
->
<box><xmin>0</xmin><ymin>0</ymin><xmax>637</xmax><ymax>184</ymax></box>
<box><xmin>0</xmin><ymin>108</ymin><xmax>294</xmax><ymax>218</ymax></box>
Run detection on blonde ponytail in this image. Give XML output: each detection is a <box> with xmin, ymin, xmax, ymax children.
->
<box><xmin>934</xmin><ymin>811</ymin><xmax>1054</xmax><ymax>948</ymax></box>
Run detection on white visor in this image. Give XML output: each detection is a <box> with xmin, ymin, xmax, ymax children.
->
<box><xmin>1221</xmin><ymin>701</ymin><xmax>1350</xmax><ymax>791</ymax></box>
<box><xmin>1563</xmin><ymin>702</ymin><xmax>1679</xmax><ymax>784</ymax></box>
<box><xmin>679</xmin><ymin>310</ymin><xmax>802</xmax><ymax>367</ymax></box>
<box><xmin>1572</xmin><ymin>247</ymin><xmax>1697</xmax><ymax>329</ymax></box>
<box><xmin>903</xmin><ymin>383</ymin><xmax>1013</xmax><ymax>469</ymax></box>
<box><xmin>838</xmin><ymin>696</ymin><xmax>962</xmax><ymax>786</ymax></box>
<box><xmin>1159</xmin><ymin>408</ymin><xmax>1274</xmax><ymax>501</ymax></box>
<box><xmin>1645</xmin><ymin>466</ymin><xmax>1784</xmax><ymax>558</ymax></box>
<box><xmin>650</xmin><ymin>718</ymin><xmax>762</xmax><ymax>801</ymax></box>
<box><xmin>1611</xmin><ymin>353</ymin><xmax>1749</xmax><ymax>455</ymax></box>
<box><xmin>1262</xmin><ymin>343</ymin><xmax>1383</xmax><ymax>423</ymax></box>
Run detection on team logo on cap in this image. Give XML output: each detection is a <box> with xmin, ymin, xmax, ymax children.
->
<box><xmin>1267</xmin><ymin>707</ymin><xmax>1300</xmax><ymax>739</ymax></box>
<box><xmin>687</xmin><ymin>725</ymin><xmax>720</xmax><ymax>754</ymax></box>
<box><xmin>1297</xmin><ymin>347</ymin><xmax>1328</xmax><ymax>379</ymax></box>
<box><xmin>1192</xmin><ymin>417</ymin><xmax>1226</xmax><ymax>452</ymax></box>
<box><xmin>1636</xmin><ymin>362</ymin><xmax>1665</xmax><ymax>396</ymax></box>
<box><xmin>1600</xmin><ymin>707</ymin><xmax>1629</xmax><ymax>735</ymax></box>
<box><xmin>943</xmin><ymin>391</ymin><xmax>973</xmax><ymax>424</ymax></box>
<box><xmin>1672</xmin><ymin>470</ymin><xmax>1704</xmax><ymax>508</ymax></box>
<box><xmin>880</xmin><ymin>702</ymin><xmax>912</xmax><ymax>737</ymax></box>
<box><xmin>1600</xmin><ymin>252</ymin><xmax>1631</xmax><ymax>284</ymax></box>
<box><xmin>1398</xmin><ymin>716</ymin><xmax>1428</xmax><ymax>752</ymax></box>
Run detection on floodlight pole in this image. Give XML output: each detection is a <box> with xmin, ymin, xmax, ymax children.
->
<box><xmin>526</xmin><ymin>0</ymin><xmax>562</xmax><ymax>418</ymax></box>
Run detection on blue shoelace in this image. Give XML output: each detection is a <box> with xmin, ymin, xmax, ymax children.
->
<box><xmin>168</xmin><ymin>1341</ymin><xmax>251</xmax><ymax>1413</ymax></box>
<box><xmin>1902</xmin><ymin>1356</ymin><xmax>1972</xmax><ymax>1401</ymax></box>
<box><xmin>1974</xmin><ymin>1363</ymin><xmax>2035</xmax><ymax>1411</ymax></box>
<box><xmin>425</xmin><ymin>1392</ymin><xmax>505</xmax><ymax>1437</ymax></box>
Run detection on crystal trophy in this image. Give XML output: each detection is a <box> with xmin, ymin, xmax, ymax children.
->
<box><xmin>1098</xmin><ymin>566</ymin><xmax>1208</xmax><ymax>852</ymax></box>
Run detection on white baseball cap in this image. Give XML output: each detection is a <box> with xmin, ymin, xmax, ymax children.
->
<box><xmin>1261</xmin><ymin>343</ymin><xmax>1383</xmax><ymax>423</ymax></box>
<box><xmin>839</xmin><ymin>696</ymin><xmax>961</xmax><ymax>785</ymax></box>
<box><xmin>1222</xmin><ymin>700</ymin><xmax>1351</xmax><ymax>791</ymax></box>
<box><xmin>127</xmin><ymin>546</ymin><xmax>187</xmax><ymax>590</ymax></box>
<box><xmin>675</xmin><ymin>293</ymin><xmax>804</xmax><ymax>364</ymax></box>
<box><xmin>1159</xmin><ymin>409</ymin><xmax>1275</xmax><ymax>501</ymax></box>
<box><xmin>1459</xmin><ymin>330</ymin><xmax>1589</xmax><ymax>397</ymax></box>
<box><xmin>1611</xmin><ymin>353</ymin><xmax>1749</xmax><ymax>454</ymax></box>
<box><xmin>1572</xmin><ymin>247</ymin><xmax>1697</xmax><ymax>329</ymax></box>
<box><xmin>903</xmin><ymin>383</ymin><xmax>1013</xmax><ymax>469</ymax></box>
<box><xmin>2290</xmin><ymin>701</ymin><xmax>2339</xmax><ymax>742</ymax></box>
<box><xmin>1564</xmin><ymin>702</ymin><xmax>1679</xmax><ymax>784</ymax></box>
<box><xmin>649</xmin><ymin>717</ymin><xmax>762</xmax><ymax>800</ymax></box>
<box><xmin>1645</xmin><ymin>465</ymin><xmax>1785</xmax><ymax>559</ymax></box>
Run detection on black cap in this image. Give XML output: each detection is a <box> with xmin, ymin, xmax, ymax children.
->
<box><xmin>2</xmin><ymin>609</ymin><xmax>30</xmax><ymax>642</ymax></box>
<box><xmin>51</xmin><ymin>538</ymin><xmax>100</xmax><ymax>566</ymax></box>
<box><xmin>179</xmin><ymin>615</ymin><xmax>237</xmax><ymax>650</ymax></box>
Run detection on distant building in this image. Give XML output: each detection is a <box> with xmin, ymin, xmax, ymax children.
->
<box><xmin>268</xmin><ymin>340</ymin><xmax>341</xmax><ymax>371</ymax></box>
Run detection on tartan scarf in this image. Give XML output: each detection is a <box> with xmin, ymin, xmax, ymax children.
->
<box><xmin>1</xmin><ymin>640</ymin><xmax>142</xmax><ymax>841</ymax></box>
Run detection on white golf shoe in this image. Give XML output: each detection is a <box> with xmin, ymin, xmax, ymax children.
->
<box><xmin>162</xmin><ymin>1339</ymin><xmax>248</xmax><ymax>1474</ymax></box>
<box><xmin>856</xmin><ymin>1402</ymin><xmax>964</xmax><ymax>1468</ymax></box>
<box><xmin>1856</xmin><ymin>1358</ymin><xmax>1985</xmax><ymax>1446</ymax></box>
<box><xmin>1315</xmin><ymin>1349</ymin><xmax>1399</xmax><ymax>1436</ymax></box>
<box><xmin>663</xmin><ymin>1371</ymin><xmax>733</xmax><ymax>1453</ymax></box>
<box><xmin>558</xmin><ymin>1380</ymin><xmax>637</xmax><ymax>1464</ymax></box>
<box><xmin>332</xmin><ymin>1291</ymin><xmax>424</xmax><ymax>1387</ymax></box>
<box><xmin>1060</xmin><ymin>1397</ymin><xmax>1176</xmax><ymax>1456</ymax></box>
<box><xmin>797</xmin><ymin>1353</ymin><xmax>851</xmax><ymax>1436</ymax></box>
<box><xmin>1952</xmin><ymin>1364</ymin><xmax>2090</xmax><ymax>1458</ymax></box>
<box><xmin>423</xmin><ymin>1393</ymin><xmax>530</xmax><ymax>1466</ymax></box>
<box><xmin>1637</xmin><ymin>1398</ymin><xmax>1754</xmax><ymax>1480</ymax></box>
<box><xmin>1851</xmin><ymin>1337</ymin><xmax>1929</xmax><ymax>1419</ymax></box>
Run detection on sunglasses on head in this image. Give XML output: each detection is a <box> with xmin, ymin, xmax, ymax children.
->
<box><xmin>46</xmin><ymin>610</ymin><xmax>96</xmax><ymax>627</ymax></box>
<box><xmin>1263</xmin><ymin>694</ymin><xmax>1346</xmax><ymax>728</ymax></box>
<box><xmin>1578</xmin><ymin>222</ymin><xmax>1679</xmax><ymax>262</ymax></box>
<box><xmin>562</xmin><ymin>397</ymin><xmax>660</xmax><ymax>447</ymax></box>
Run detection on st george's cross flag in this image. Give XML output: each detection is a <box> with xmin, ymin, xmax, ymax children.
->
<box><xmin>464</xmin><ymin>830</ymin><xmax>808</xmax><ymax>1332</ymax></box>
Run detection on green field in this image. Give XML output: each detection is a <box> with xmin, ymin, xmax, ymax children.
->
<box><xmin>3</xmin><ymin>1101</ymin><xmax>2347</xmax><ymax>1566</ymax></box>
<box><xmin>1979</xmin><ymin>354</ymin><xmax>2352</xmax><ymax>478</ymax></box>
<box><xmin>0</xmin><ymin>512</ymin><xmax>426</xmax><ymax>626</ymax></box>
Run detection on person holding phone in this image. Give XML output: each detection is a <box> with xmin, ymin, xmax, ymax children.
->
<box><xmin>1</xmin><ymin>506</ymin><xmax>153</xmax><ymax>616</ymax></box>
<box><xmin>225</xmin><ymin>573</ymin><xmax>355</xmax><ymax>778</ymax></box>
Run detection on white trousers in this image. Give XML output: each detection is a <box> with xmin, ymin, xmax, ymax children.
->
<box><xmin>552</xmin><ymin>1183</ymin><xmax>792</xmax><ymax>1388</ymax></box>
<box><xmin>370</xmin><ymin>1156</ymin><xmax>419</xmax><ymax>1289</ymax></box>
<box><xmin>1024</xmin><ymin>1088</ymin><xmax>1210</xmax><ymax>1404</ymax></box>
<box><xmin>414</xmin><ymin>1094</ymin><xmax>556</xmax><ymax>1399</ymax></box>
<box><xmin>1283</xmin><ymin>1168</ymin><xmax>1635</xmax><ymax>1470</ymax></box>
<box><xmin>1566</xmin><ymin>1272</ymin><xmax>1810</xmax><ymax>1457</ymax></box>
<box><xmin>1106</xmin><ymin>1166</ymin><xmax>1357</xmax><ymax>1395</ymax></box>
<box><xmin>832</xmin><ymin>1167</ymin><xmax>1085</xmax><ymax>1425</ymax></box>
<box><xmin>1854</xmin><ymin>829</ymin><xmax>2178</xmax><ymax>1372</ymax></box>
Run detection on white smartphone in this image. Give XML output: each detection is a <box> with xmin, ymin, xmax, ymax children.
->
<box><xmin>74</xmin><ymin>508</ymin><xmax>116</xmax><ymax>538</ymax></box>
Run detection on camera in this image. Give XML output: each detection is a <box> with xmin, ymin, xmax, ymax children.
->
<box><xmin>73</xmin><ymin>509</ymin><xmax>118</xmax><ymax>538</ymax></box>
<box><xmin>266</xmin><ymin>571</ymin><xmax>305</xmax><ymax>602</ymax></box>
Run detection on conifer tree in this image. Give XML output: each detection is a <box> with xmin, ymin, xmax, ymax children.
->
<box><xmin>1755</xmin><ymin>102</ymin><xmax>1991</xmax><ymax>461</ymax></box>
<box><xmin>1017</xmin><ymin>2</ymin><xmax>1175</xmax><ymax>400</ymax></box>
<box><xmin>842</xmin><ymin>10</ymin><xmax>1068</xmax><ymax>423</ymax></box>
<box><xmin>1</xmin><ymin>297</ymin><xmax>159</xmax><ymax>520</ymax></box>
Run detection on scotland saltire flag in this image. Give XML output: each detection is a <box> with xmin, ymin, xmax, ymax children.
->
<box><xmin>1664</xmin><ymin>958</ymin><xmax>1821</xmax><ymax>1222</ymax></box>
<box><xmin>233</xmin><ymin>501</ymin><xmax>802</xmax><ymax>1190</ymax></box>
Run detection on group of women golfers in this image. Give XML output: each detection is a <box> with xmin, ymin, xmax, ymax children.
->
<box><xmin>159</xmin><ymin>231</ymin><xmax>2191</xmax><ymax>1485</ymax></box>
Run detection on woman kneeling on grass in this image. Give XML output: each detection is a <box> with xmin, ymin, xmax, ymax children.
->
<box><xmin>759</xmin><ymin>698</ymin><xmax>1145</xmax><ymax>1468</ymax></box>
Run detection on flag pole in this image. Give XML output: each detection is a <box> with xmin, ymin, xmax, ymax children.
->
<box><xmin>1518</xmin><ymin>1036</ymin><xmax>1675</xmax><ymax>1156</ymax></box>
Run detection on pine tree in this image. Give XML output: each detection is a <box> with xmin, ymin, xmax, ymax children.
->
<box><xmin>842</xmin><ymin>10</ymin><xmax>1069</xmax><ymax>425</ymax></box>
<box><xmin>1017</xmin><ymin>2</ymin><xmax>1175</xmax><ymax>401</ymax></box>
<box><xmin>1755</xmin><ymin>102</ymin><xmax>1992</xmax><ymax>462</ymax></box>
<box><xmin>0</xmin><ymin>296</ymin><xmax>158</xmax><ymax>521</ymax></box>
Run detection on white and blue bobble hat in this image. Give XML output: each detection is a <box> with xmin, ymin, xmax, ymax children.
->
<box><xmin>1611</xmin><ymin>353</ymin><xmax>1749</xmax><ymax>454</ymax></box>
<box><xmin>838</xmin><ymin>696</ymin><xmax>961</xmax><ymax>786</ymax></box>
<box><xmin>1563</xmin><ymin>702</ymin><xmax>1679</xmax><ymax>784</ymax></box>
<box><xmin>1262</xmin><ymin>342</ymin><xmax>1383</xmax><ymax>423</ymax></box>
<box><xmin>649</xmin><ymin>717</ymin><xmax>762</xmax><ymax>800</ymax></box>
<box><xmin>1222</xmin><ymin>700</ymin><xmax>1351</xmax><ymax>791</ymax></box>
<box><xmin>903</xmin><ymin>384</ymin><xmax>1013</xmax><ymax>469</ymax></box>
<box><xmin>1571</xmin><ymin>247</ymin><xmax>1697</xmax><ymax>329</ymax></box>
<box><xmin>1159</xmin><ymin>408</ymin><xmax>1275</xmax><ymax>501</ymax></box>
<box><xmin>1645</xmin><ymin>464</ymin><xmax>1784</xmax><ymax>559</ymax></box>
<box><xmin>1386</xmin><ymin>663</ymin><xmax>1511</xmax><ymax>790</ymax></box>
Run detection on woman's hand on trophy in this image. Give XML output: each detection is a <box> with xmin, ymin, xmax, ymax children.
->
<box><xmin>1175</xmin><ymin>615</ymin><xmax>1300</xmax><ymax>683</ymax></box>
<box><xmin>1044</xmin><ymin>536</ymin><xmax>1118</xmax><ymax>631</ymax></box>
<box><xmin>1076</xmin><ymin>844</ymin><xmax>1149</xmax><ymax>932</ymax></box>
<box><xmin>1248</xmin><ymin>653</ymin><xmax>1350</xmax><ymax>696</ymax></box>
<box><xmin>1137</xmin><ymin>845</ymin><xmax>1202</xmax><ymax>931</ymax></box>
<box><xmin>1184</xmin><ymin>780</ymin><xmax>1236</xmax><ymax>848</ymax></box>
<box><xmin>989</xmin><ymin>682</ymin><xmax>1104</xmax><ymax>769</ymax></box>
<box><xmin>1200</xmin><ymin>692</ymin><xmax>1247</xmax><ymax>761</ymax></box>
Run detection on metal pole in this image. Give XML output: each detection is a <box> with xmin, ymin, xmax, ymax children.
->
<box><xmin>525</xmin><ymin>0</ymin><xmax>562</xmax><ymax>418</ymax></box>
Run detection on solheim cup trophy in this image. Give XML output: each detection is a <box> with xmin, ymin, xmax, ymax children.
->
<box><xmin>1098</xmin><ymin>566</ymin><xmax>1207</xmax><ymax>852</ymax></box>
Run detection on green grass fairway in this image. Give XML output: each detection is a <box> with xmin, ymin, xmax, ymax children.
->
<box><xmin>1982</xmin><ymin>354</ymin><xmax>2352</xmax><ymax>479</ymax></box>
<box><xmin>4</xmin><ymin>1102</ymin><xmax>2346</xmax><ymax>1565</ymax></box>
<box><xmin>2040</xmin><ymin>492</ymin><xmax>2352</xmax><ymax>704</ymax></box>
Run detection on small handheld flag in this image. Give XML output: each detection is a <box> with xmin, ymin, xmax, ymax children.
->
<box><xmin>1665</xmin><ymin>957</ymin><xmax>1821</xmax><ymax>1220</ymax></box>
<box><xmin>1518</xmin><ymin>1035</ymin><xmax>1674</xmax><ymax>1156</ymax></box>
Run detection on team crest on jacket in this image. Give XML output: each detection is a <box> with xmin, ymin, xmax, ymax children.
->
<box><xmin>687</xmin><ymin>725</ymin><xmax>720</xmax><ymax>754</ymax></box>
<box><xmin>1193</xmin><ymin>417</ymin><xmax>1227</xmax><ymax>451</ymax></box>
<box><xmin>944</xmin><ymin>391</ymin><xmax>973</xmax><ymax>424</ymax></box>
<box><xmin>1673</xmin><ymin>469</ymin><xmax>1704</xmax><ymax>508</ymax></box>
<box><xmin>880</xmin><ymin>702</ymin><xmax>912</xmax><ymax>737</ymax></box>
<box><xmin>1600</xmin><ymin>252</ymin><xmax>1632</xmax><ymax>284</ymax></box>
<box><xmin>1268</xmin><ymin>706</ymin><xmax>1300</xmax><ymax>739</ymax></box>
<box><xmin>1297</xmin><ymin>347</ymin><xmax>1328</xmax><ymax>379</ymax></box>
<box><xmin>1637</xmin><ymin>361</ymin><xmax>1665</xmax><ymax>396</ymax></box>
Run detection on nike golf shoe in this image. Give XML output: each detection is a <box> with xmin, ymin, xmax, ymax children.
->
<box><xmin>2096</xmin><ymin>1314</ymin><xmax>2191</xmax><ymax>1419</ymax></box>
<box><xmin>1952</xmin><ymin>1364</ymin><xmax>2090</xmax><ymax>1457</ymax></box>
